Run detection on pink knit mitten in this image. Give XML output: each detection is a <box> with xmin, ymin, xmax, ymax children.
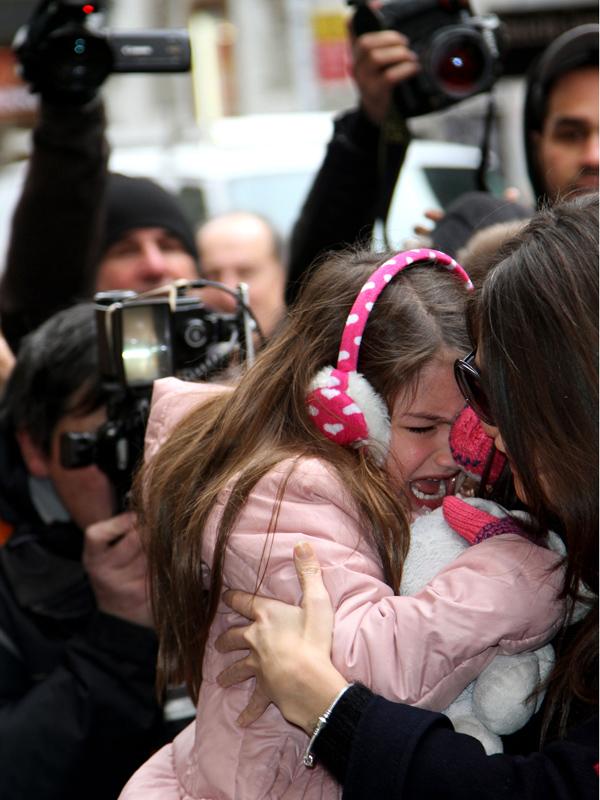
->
<box><xmin>442</xmin><ymin>496</ymin><xmax>524</xmax><ymax>545</ymax></box>
<box><xmin>449</xmin><ymin>406</ymin><xmax>507</xmax><ymax>486</ymax></box>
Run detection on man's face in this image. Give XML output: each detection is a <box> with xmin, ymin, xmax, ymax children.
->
<box><xmin>534</xmin><ymin>66</ymin><xmax>599</xmax><ymax>200</ymax></box>
<box><xmin>197</xmin><ymin>215</ymin><xmax>286</xmax><ymax>338</ymax></box>
<box><xmin>96</xmin><ymin>227</ymin><xmax>198</xmax><ymax>293</ymax></box>
<box><xmin>18</xmin><ymin>406</ymin><xmax>116</xmax><ymax>531</ymax></box>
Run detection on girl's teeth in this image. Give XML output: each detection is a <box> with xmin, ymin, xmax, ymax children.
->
<box><xmin>410</xmin><ymin>479</ymin><xmax>447</xmax><ymax>501</ymax></box>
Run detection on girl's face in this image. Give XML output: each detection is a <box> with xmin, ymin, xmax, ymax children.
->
<box><xmin>385</xmin><ymin>351</ymin><xmax>465</xmax><ymax>513</ymax></box>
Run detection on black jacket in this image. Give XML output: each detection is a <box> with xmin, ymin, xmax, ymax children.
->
<box><xmin>0</xmin><ymin>99</ymin><xmax>108</xmax><ymax>353</ymax></box>
<box><xmin>285</xmin><ymin>104</ymin><xmax>533</xmax><ymax>290</ymax></box>
<box><xmin>314</xmin><ymin>684</ymin><xmax>598</xmax><ymax>800</ymax></box>
<box><xmin>286</xmin><ymin>107</ymin><xmax>407</xmax><ymax>306</ymax></box>
<box><xmin>0</xmin><ymin>430</ymin><xmax>175</xmax><ymax>800</ymax></box>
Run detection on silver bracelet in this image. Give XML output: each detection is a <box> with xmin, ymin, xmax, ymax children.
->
<box><xmin>303</xmin><ymin>683</ymin><xmax>354</xmax><ymax>768</ymax></box>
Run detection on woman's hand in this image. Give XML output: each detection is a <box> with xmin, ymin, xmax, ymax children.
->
<box><xmin>216</xmin><ymin>542</ymin><xmax>348</xmax><ymax>734</ymax></box>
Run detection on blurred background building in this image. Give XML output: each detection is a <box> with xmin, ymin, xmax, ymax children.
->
<box><xmin>0</xmin><ymin>0</ymin><xmax>596</xmax><ymax>251</ymax></box>
<box><xmin>0</xmin><ymin>0</ymin><xmax>596</xmax><ymax>138</ymax></box>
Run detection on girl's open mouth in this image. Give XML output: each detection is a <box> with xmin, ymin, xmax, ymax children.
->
<box><xmin>409</xmin><ymin>476</ymin><xmax>457</xmax><ymax>510</ymax></box>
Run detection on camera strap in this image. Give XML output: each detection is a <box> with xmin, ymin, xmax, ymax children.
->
<box><xmin>475</xmin><ymin>92</ymin><xmax>496</xmax><ymax>193</ymax></box>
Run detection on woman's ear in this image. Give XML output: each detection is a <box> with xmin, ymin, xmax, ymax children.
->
<box><xmin>15</xmin><ymin>429</ymin><xmax>51</xmax><ymax>478</ymax></box>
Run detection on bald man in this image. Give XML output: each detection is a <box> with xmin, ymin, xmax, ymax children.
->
<box><xmin>197</xmin><ymin>211</ymin><xmax>287</xmax><ymax>339</ymax></box>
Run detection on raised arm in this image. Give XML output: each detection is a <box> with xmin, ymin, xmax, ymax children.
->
<box><xmin>0</xmin><ymin>97</ymin><xmax>108</xmax><ymax>352</ymax></box>
<box><xmin>286</xmin><ymin>30</ymin><xmax>419</xmax><ymax>304</ymax></box>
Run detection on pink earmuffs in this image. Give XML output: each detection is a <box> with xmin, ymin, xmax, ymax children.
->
<box><xmin>306</xmin><ymin>248</ymin><xmax>473</xmax><ymax>464</ymax></box>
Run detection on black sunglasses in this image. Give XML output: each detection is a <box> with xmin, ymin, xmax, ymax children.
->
<box><xmin>454</xmin><ymin>350</ymin><xmax>495</xmax><ymax>426</ymax></box>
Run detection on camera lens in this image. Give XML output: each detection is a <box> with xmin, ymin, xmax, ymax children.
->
<box><xmin>183</xmin><ymin>318</ymin><xmax>208</xmax><ymax>349</ymax></box>
<box><xmin>437</xmin><ymin>42</ymin><xmax>484</xmax><ymax>92</ymax></box>
<box><xmin>43</xmin><ymin>27</ymin><xmax>113</xmax><ymax>93</ymax></box>
<box><xmin>429</xmin><ymin>29</ymin><xmax>491</xmax><ymax>98</ymax></box>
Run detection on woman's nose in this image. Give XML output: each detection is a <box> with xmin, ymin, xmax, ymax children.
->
<box><xmin>481</xmin><ymin>422</ymin><xmax>507</xmax><ymax>455</ymax></box>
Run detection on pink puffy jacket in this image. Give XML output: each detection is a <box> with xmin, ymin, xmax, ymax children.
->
<box><xmin>120</xmin><ymin>378</ymin><xmax>565</xmax><ymax>800</ymax></box>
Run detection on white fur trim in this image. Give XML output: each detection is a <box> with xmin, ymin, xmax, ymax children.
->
<box><xmin>346</xmin><ymin>371</ymin><xmax>390</xmax><ymax>464</ymax></box>
<box><xmin>309</xmin><ymin>367</ymin><xmax>340</xmax><ymax>391</ymax></box>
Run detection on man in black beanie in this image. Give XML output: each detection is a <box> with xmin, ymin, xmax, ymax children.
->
<box><xmin>96</xmin><ymin>173</ymin><xmax>198</xmax><ymax>293</ymax></box>
<box><xmin>0</xmin><ymin>99</ymin><xmax>199</xmax><ymax>353</ymax></box>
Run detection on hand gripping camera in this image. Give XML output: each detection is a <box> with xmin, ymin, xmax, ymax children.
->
<box><xmin>13</xmin><ymin>0</ymin><xmax>191</xmax><ymax>103</ymax></box>
<box><xmin>348</xmin><ymin>0</ymin><xmax>504</xmax><ymax>118</ymax></box>
<box><xmin>60</xmin><ymin>281</ymin><xmax>257</xmax><ymax>509</ymax></box>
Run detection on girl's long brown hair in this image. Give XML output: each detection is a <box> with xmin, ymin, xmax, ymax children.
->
<box><xmin>474</xmin><ymin>193</ymin><xmax>599</xmax><ymax>734</ymax></box>
<box><xmin>133</xmin><ymin>248</ymin><xmax>471</xmax><ymax>701</ymax></box>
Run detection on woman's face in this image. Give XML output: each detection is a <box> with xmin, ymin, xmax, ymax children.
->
<box><xmin>479</xmin><ymin>423</ymin><xmax>526</xmax><ymax>504</ymax></box>
<box><xmin>474</xmin><ymin>352</ymin><xmax>528</xmax><ymax>503</ymax></box>
<box><xmin>385</xmin><ymin>350</ymin><xmax>465</xmax><ymax>513</ymax></box>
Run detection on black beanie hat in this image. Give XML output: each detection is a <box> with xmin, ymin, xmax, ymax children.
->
<box><xmin>101</xmin><ymin>172</ymin><xmax>199</xmax><ymax>264</ymax></box>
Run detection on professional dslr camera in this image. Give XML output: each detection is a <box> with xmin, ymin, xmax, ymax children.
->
<box><xmin>13</xmin><ymin>0</ymin><xmax>190</xmax><ymax>103</ymax></box>
<box><xmin>348</xmin><ymin>0</ymin><xmax>504</xmax><ymax>118</ymax></box>
<box><xmin>60</xmin><ymin>281</ymin><xmax>257</xmax><ymax>508</ymax></box>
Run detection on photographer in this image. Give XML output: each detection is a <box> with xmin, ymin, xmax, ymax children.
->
<box><xmin>0</xmin><ymin>2</ymin><xmax>291</xmax><ymax>355</ymax></box>
<box><xmin>286</xmin><ymin>17</ymin><xmax>598</xmax><ymax>303</ymax></box>
<box><xmin>0</xmin><ymin>303</ymin><xmax>192</xmax><ymax>800</ymax></box>
<box><xmin>0</xmin><ymin>3</ymin><xmax>199</xmax><ymax>354</ymax></box>
<box><xmin>286</xmin><ymin>26</ymin><xmax>416</xmax><ymax>304</ymax></box>
<box><xmin>0</xmin><ymin>91</ymin><xmax>199</xmax><ymax>352</ymax></box>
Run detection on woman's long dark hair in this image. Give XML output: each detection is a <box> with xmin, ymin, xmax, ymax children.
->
<box><xmin>474</xmin><ymin>193</ymin><xmax>599</xmax><ymax>734</ymax></box>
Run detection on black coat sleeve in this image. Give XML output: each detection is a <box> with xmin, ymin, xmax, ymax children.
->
<box><xmin>314</xmin><ymin>685</ymin><xmax>599</xmax><ymax>800</ymax></box>
<box><xmin>286</xmin><ymin>107</ymin><xmax>406</xmax><ymax>306</ymax></box>
<box><xmin>0</xmin><ymin>98</ymin><xmax>109</xmax><ymax>352</ymax></box>
<box><xmin>0</xmin><ymin>611</ymin><xmax>164</xmax><ymax>800</ymax></box>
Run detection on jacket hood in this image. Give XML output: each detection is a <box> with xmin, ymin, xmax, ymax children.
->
<box><xmin>523</xmin><ymin>24</ymin><xmax>599</xmax><ymax>203</ymax></box>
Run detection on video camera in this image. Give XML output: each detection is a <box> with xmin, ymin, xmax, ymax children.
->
<box><xmin>13</xmin><ymin>0</ymin><xmax>191</xmax><ymax>103</ymax></box>
<box><xmin>348</xmin><ymin>0</ymin><xmax>504</xmax><ymax>118</ymax></box>
<box><xmin>60</xmin><ymin>281</ymin><xmax>257</xmax><ymax>508</ymax></box>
